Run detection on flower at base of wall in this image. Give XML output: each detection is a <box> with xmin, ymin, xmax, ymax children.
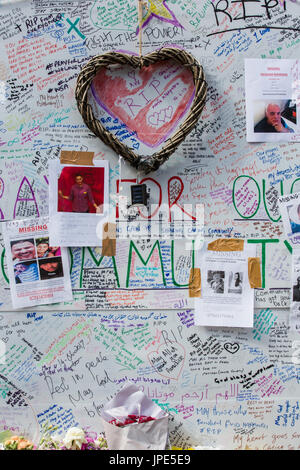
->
<box><xmin>94</xmin><ymin>435</ymin><xmax>108</xmax><ymax>449</ymax></box>
<box><xmin>4</xmin><ymin>436</ymin><xmax>34</xmax><ymax>450</ymax></box>
<box><xmin>62</xmin><ymin>427</ymin><xmax>87</xmax><ymax>450</ymax></box>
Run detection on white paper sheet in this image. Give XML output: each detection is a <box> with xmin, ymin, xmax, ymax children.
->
<box><xmin>290</xmin><ymin>248</ymin><xmax>300</xmax><ymax>331</ymax></box>
<box><xmin>278</xmin><ymin>191</ymin><xmax>300</xmax><ymax>247</ymax></box>
<box><xmin>3</xmin><ymin>216</ymin><xmax>72</xmax><ymax>309</ymax></box>
<box><xmin>194</xmin><ymin>243</ymin><xmax>256</xmax><ymax>328</ymax></box>
<box><xmin>48</xmin><ymin>160</ymin><xmax>109</xmax><ymax>247</ymax></box>
<box><xmin>245</xmin><ymin>59</ymin><xmax>300</xmax><ymax>142</ymax></box>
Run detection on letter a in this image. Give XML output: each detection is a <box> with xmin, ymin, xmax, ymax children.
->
<box><xmin>13</xmin><ymin>176</ymin><xmax>39</xmax><ymax>218</ymax></box>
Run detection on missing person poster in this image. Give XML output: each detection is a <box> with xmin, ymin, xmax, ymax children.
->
<box><xmin>278</xmin><ymin>191</ymin><xmax>300</xmax><ymax>246</ymax></box>
<box><xmin>290</xmin><ymin>248</ymin><xmax>300</xmax><ymax>331</ymax></box>
<box><xmin>194</xmin><ymin>243</ymin><xmax>256</xmax><ymax>328</ymax></box>
<box><xmin>3</xmin><ymin>216</ymin><xmax>72</xmax><ymax>309</ymax></box>
<box><xmin>245</xmin><ymin>59</ymin><xmax>300</xmax><ymax>142</ymax></box>
<box><xmin>48</xmin><ymin>160</ymin><xmax>109</xmax><ymax>246</ymax></box>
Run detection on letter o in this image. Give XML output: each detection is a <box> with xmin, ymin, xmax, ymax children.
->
<box><xmin>232</xmin><ymin>175</ymin><xmax>261</xmax><ymax>219</ymax></box>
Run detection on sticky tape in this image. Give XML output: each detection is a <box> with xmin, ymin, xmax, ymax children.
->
<box><xmin>189</xmin><ymin>268</ymin><xmax>201</xmax><ymax>297</ymax></box>
<box><xmin>248</xmin><ymin>257</ymin><xmax>262</xmax><ymax>288</ymax></box>
<box><xmin>207</xmin><ymin>238</ymin><xmax>244</xmax><ymax>252</ymax></box>
<box><xmin>101</xmin><ymin>222</ymin><xmax>116</xmax><ymax>257</ymax></box>
<box><xmin>60</xmin><ymin>150</ymin><xmax>95</xmax><ymax>166</ymax></box>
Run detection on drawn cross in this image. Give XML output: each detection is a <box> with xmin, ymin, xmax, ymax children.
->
<box><xmin>66</xmin><ymin>17</ymin><xmax>86</xmax><ymax>40</ymax></box>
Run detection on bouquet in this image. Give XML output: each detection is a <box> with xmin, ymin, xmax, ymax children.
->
<box><xmin>101</xmin><ymin>383</ymin><xmax>169</xmax><ymax>450</ymax></box>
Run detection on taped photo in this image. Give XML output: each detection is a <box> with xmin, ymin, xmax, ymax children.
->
<box><xmin>49</xmin><ymin>160</ymin><xmax>109</xmax><ymax>247</ymax></box>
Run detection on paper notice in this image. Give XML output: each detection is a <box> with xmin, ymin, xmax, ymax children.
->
<box><xmin>3</xmin><ymin>216</ymin><xmax>72</xmax><ymax>309</ymax></box>
<box><xmin>194</xmin><ymin>242</ymin><xmax>256</xmax><ymax>328</ymax></box>
<box><xmin>245</xmin><ymin>59</ymin><xmax>300</xmax><ymax>142</ymax></box>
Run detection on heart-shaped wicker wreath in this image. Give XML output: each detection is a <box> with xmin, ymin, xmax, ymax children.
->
<box><xmin>75</xmin><ymin>47</ymin><xmax>207</xmax><ymax>174</ymax></box>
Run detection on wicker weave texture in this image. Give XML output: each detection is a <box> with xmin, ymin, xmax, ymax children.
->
<box><xmin>75</xmin><ymin>48</ymin><xmax>207</xmax><ymax>174</ymax></box>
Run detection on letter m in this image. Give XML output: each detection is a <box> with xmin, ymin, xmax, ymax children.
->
<box><xmin>126</xmin><ymin>240</ymin><xmax>166</xmax><ymax>287</ymax></box>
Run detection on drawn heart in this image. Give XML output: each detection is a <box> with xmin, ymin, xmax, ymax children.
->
<box><xmin>148</xmin><ymin>341</ymin><xmax>186</xmax><ymax>381</ymax></box>
<box><xmin>224</xmin><ymin>342</ymin><xmax>240</xmax><ymax>354</ymax></box>
<box><xmin>75</xmin><ymin>48</ymin><xmax>207</xmax><ymax>174</ymax></box>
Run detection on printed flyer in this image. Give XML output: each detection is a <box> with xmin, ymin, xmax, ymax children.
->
<box><xmin>278</xmin><ymin>191</ymin><xmax>300</xmax><ymax>246</ymax></box>
<box><xmin>290</xmin><ymin>248</ymin><xmax>300</xmax><ymax>331</ymax></box>
<box><xmin>3</xmin><ymin>216</ymin><xmax>72</xmax><ymax>309</ymax></box>
<box><xmin>245</xmin><ymin>59</ymin><xmax>300</xmax><ymax>142</ymax></box>
<box><xmin>194</xmin><ymin>243</ymin><xmax>256</xmax><ymax>328</ymax></box>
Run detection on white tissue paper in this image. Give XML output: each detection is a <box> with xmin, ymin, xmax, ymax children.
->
<box><xmin>101</xmin><ymin>383</ymin><xmax>169</xmax><ymax>450</ymax></box>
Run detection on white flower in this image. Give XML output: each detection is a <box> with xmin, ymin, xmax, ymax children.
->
<box><xmin>63</xmin><ymin>427</ymin><xmax>87</xmax><ymax>450</ymax></box>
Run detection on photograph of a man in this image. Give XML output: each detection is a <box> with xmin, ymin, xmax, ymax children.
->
<box><xmin>11</xmin><ymin>239</ymin><xmax>36</xmax><ymax>262</ymax></box>
<box><xmin>59</xmin><ymin>174</ymin><xmax>99</xmax><ymax>213</ymax></box>
<box><xmin>14</xmin><ymin>261</ymin><xmax>39</xmax><ymax>284</ymax></box>
<box><xmin>57</xmin><ymin>166</ymin><xmax>104</xmax><ymax>214</ymax></box>
<box><xmin>254</xmin><ymin>102</ymin><xmax>295</xmax><ymax>133</ymax></box>
<box><xmin>207</xmin><ymin>271</ymin><xmax>225</xmax><ymax>294</ymax></box>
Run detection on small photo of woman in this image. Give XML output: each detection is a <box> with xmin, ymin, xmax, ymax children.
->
<box><xmin>38</xmin><ymin>257</ymin><xmax>64</xmax><ymax>280</ymax></box>
<box><xmin>228</xmin><ymin>272</ymin><xmax>243</xmax><ymax>294</ymax></box>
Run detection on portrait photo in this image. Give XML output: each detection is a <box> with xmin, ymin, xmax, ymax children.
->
<box><xmin>11</xmin><ymin>238</ymin><xmax>36</xmax><ymax>263</ymax></box>
<box><xmin>253</xmin><ymin>99</ymin><xmax>296</xmax><ymax>134</ymax></box>
<box><xmin>49</xmin><ymin>160</ymin><xmax>110</xmax><ymax>247</ymax></box>
<box><xmin>36</xmin><ymin>237</ymin><xmax>61</xmax><ymax>259</ymax></box>
<box><xmin>57</xmin><ymin>166</ymin><xmax>105</xmax><ymax>214</ymax></box>
<box><xmin>207</xmin><ymin>270</ymin><xmax>225</xmax><ymax>294</ymax></box>
<box><xmin>288</xmin><ymin>203</ymin><xmax>300</xmax><ymax>234</ymax></box>
<box><xmin>38</xmin><ymin>257</ymin><xmax>64</xmax><ymax>280</ymax></box>
<box><xmin>14</xmin><ymin>260</ymin><xmax>39</xmax><ymax>284</ymax></box>
<box><xmin>228</xmin><ymin>271</ymin><xmax>243</xmax><ymax>294</ymax></box>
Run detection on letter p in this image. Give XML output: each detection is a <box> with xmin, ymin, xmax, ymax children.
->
<box><xmin>261</xmin><ymin>0</ymin><xmax>279</xmax><ymax>19</ymax></box>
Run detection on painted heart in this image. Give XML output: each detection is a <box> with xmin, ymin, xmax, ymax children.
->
<box><xmin>146</xmin><ymin>106</ymin><xmax>174</xmax><ymax>129</ymax></box>
<box><xmin>224</xmin><ymin>342</ymin><xmax>240</xmax><ymax>354</ymax></box>
<box><xmin>75</xmin><ymin>48</ymin><xmax>207</xmax><ymax>174</ymax></box>
<box><xmin>148</xmin><ymin>341</ymin><xmax>186</xmax><ymax>381</ymax></box>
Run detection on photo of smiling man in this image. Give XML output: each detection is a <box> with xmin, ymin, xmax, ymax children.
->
<box><xmin>57</xmin><ymin>166</ymin><xmax>104</xmax><ymax>214</ymax></box>
<box><xmin>11</xmin><ymin>239</ymin><xmax>36</xmax><ymax>262</ymax></box>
